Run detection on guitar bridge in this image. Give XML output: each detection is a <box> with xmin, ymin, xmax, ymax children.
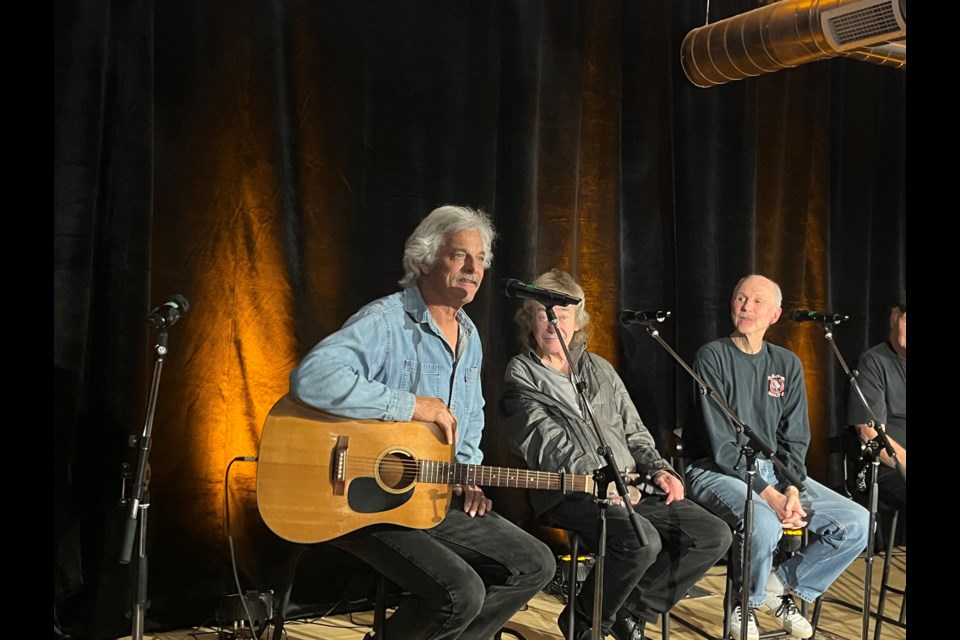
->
<box><xmin>332</xmin><ymin>435</ymin><xmax>348</xmax><ymax>496</ymax></box>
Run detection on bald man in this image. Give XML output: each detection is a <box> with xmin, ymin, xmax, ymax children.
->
<box><xmin>682</xmin><ymin>275</ymin><xmax>868</xmax><ymax>640</ymax></box>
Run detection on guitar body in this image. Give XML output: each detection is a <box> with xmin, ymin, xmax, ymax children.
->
<box><xmin>257</xmin><ymin>395</ymin><xmax>455</xmax><ymax>544</ymax></box>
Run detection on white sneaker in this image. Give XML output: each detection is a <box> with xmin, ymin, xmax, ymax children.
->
<box><xmin>761</xmin><ymin>592</ymin><xmax>813</xmax><ymax>638</ymax></box>
<box><xmin>729</xmin><ymin>604</ymin><xmax>759</xmax><ymax>640</ymax></box>
<box><xmin>765</xmin><ymin>570</ymin><xmax>787</xmax><ymax>597</ymax></box>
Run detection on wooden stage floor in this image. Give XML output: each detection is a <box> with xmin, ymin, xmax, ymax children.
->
<box><xmin>117</xmin><ymin>547</ymin><xmax>906</xmax><ymax>640</ymax></box>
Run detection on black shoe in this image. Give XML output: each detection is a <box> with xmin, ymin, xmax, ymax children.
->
<box><xmin>558</xmin><ymin>604</ymin><xmax>592</xmax><ymax>640</ymax></box>
<box><xmin>611</xmin><ymin>612</ymin><xmax>645</xmax><ymax>640</ymax></box>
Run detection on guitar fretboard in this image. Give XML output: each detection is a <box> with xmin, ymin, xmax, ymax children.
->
<box><xmin>418</xmin><ymin>460</ymin><xmax>592</xmax><ymax>493</ymax></box>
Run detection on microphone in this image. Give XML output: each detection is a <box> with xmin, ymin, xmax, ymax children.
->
<box><xmin>788</xmin><ymin>308</ymin><xmax>849</xmax><ymax>324</ymax></box>
<box><xmin>146</xmin><ymin>294</ymin><xmax>190</xmax><ymax>329</ymax></box>
<box><xmin>620</xmin><ymin>309</ymin><xmax>672</xmax><ymax>325</ymax></box>
<box><xmin>501</xmin><ymin>279</ymin><xmax>582</xmax><ymax>307</ymax></box>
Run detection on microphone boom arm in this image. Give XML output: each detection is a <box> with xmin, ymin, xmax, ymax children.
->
<box><xmin>635</xmin><ymin>323</ymin><xmax>805</xmax><ymax>492</ymax></box>
<box><xmin>819</xmin><ymin>323</ymin><xmax>905</xmax><ymax>482</ymax></box>
<box><xmin>549</xmin><ymin>303</ymin><xmax>648</xmax><ymax>640</ymax></box>
<box><xmin>546</xmin><ymin>305</ymin><xmax>649</xmax><ymax>547</ymax></box>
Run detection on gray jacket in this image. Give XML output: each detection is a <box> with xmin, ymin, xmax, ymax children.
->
<box><xmin>500</xmin><ymin>345</ymin><xmax>678</xmax><ymax>515</ymax></box>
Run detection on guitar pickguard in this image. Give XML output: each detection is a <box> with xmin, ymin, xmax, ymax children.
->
<box><xmin>345</xmin><ymin>448</ymin><xmax>420</xmax><ymax>513</ymax></box>
<box><xmin>347</xmin><ymin>477</ymin><xmax>414</xmax><ymax>513</ymax></box>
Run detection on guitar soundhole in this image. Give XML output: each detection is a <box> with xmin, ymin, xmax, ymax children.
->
<box><xmin>376</xmin><ymin>451</ymin><xmax>418</xmax><ymax>493</ymax></box>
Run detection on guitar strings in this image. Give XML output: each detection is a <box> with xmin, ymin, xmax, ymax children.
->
<box><xmin>339</xmin><ymin>455</ymin><xmax>588</xmax><ymax>491</ymax></box>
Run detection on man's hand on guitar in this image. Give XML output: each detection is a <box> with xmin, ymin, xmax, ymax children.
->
<box><xmin>453</xmin><ymin>484</ymin><xmax>492</xmax><ymax>517</ymax></box>
<box><xmin>414</xmin><ymin>396</ymin><xmax>458</xmax><ymax>445</ymax></box>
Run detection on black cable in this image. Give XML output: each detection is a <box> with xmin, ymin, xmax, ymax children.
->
<box><xmin>224</xmin><ymin>456</ymin><xmax>259</xmax><ymax>639</ymax></box>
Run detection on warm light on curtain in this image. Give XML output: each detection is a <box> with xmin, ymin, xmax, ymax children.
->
<box><xmin>54</xmin><ymin>2</ymin><xmax>904</xmax><ymax>634</ymax></box>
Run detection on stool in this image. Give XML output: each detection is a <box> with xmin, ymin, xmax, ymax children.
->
<box><xmin>872</xmin><ymin>510</ymin><xmax>906</xmax><ymax>638</ymax></box>
<box><xmin>810</xmin><ymin>509</ymin><xmax>906</xmax><ymax>639</ymax></box>
<box><xmin>812</xmin><ymin>428</ymin><xmax>907</xmax><ymax>638</ymax></box>
<box><xmin>520</xmin><ymin>523</ymin><xmax>587</xmax><ymax>640</ymax></box>
<box><xmin>670</xmin><ymin>535</ymin><xmax>821</xmax><ymax>640</ymax></box>
<box><xmin>372</xmin><ymin>572</ymin><xmax>389</xmax><ymax>637</ymax></box>
<box><xmin>667</xmin><ymin>429</ymin><xmax>819</xmax><ymax>640</ymax></box>
<box><xmin>538</xmin><ymin>522</ymin><xmax>671</xmax><ymax>640</ymax></box>
<box><xmin>560</xmin><ymin>528</ymin><xmax>584</xmax><ymax>640</ymax></box>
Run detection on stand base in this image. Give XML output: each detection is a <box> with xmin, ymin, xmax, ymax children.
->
<box><xmin>547</xmin><ymin>554</ymin><xmax>595</xmax><ymax>602</ymax></box>
<box><xmin>216</xmin><ymin>591</ymin><xmax>274</xmax><ymax>640</ymax></box>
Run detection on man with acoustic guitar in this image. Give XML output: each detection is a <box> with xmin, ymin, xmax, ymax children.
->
<box><xmin>288</xmin><ymin>205</ymin><xmax>556</xmax><ymax>640</ymax></box>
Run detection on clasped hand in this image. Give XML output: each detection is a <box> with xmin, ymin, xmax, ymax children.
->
<box><xmin>763</xmin><ymin>485</ymin><xmax>808</xmax><ymax>529</ymax></box>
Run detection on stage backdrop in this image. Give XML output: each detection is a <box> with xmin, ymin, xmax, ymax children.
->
<box><xmin>54</xmin><ymin>1</ymin><xmax>905</xmax><ymax>637</ymax></box>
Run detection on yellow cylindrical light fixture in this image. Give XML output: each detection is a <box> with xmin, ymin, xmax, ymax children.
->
<box><xmin>681</xmin><ymin>0</ymin><xmax>907</xmax><ymax>88</ymax></box>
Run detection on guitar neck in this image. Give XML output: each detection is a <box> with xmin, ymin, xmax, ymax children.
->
<box><xmin>419</xmin><ymin>460</ymin><xmax>595</xmax><ymax>494</ymax></box>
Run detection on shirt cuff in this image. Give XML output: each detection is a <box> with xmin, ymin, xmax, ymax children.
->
<box><xmin>386</xmin><ymin>389</ymin><xmax>416</xmax><ymax>422</ymax></box>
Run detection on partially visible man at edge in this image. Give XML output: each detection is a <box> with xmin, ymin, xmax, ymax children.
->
<box><xmin>846</xmin><ymin>297</ymin><xmax>906</xmax><ymax>542</ymax></box>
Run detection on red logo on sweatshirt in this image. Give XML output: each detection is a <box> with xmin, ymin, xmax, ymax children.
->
<box><xmin>768</xmin><ymin>375</ymin><xmax>786</xmax><ymax>398</ymax></box>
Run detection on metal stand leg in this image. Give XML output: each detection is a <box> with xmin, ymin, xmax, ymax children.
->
<box><xmin>372</xmin><ymin>574</ymin><xmax>388</xmax><ymax>638</ymax></box>
<box><xmin>873</xmin><ymin>511</ymin><xmax>905</xmax><ymax>640</ymax></box>
<box><xmin>130</xmin><ymin>498</ymin><xmax>150</xmax><ymax>640</ymax></box>
<box><xmin>564</xmin><ymin>532</ymin><xmax>580</xmax><ymax>640</ymax></box>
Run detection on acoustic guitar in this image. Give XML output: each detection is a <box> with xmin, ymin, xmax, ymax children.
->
<box><xmin>256</xmin><ymin>394</ymin><xmax>640</xmax><ymax>544</ymax></box>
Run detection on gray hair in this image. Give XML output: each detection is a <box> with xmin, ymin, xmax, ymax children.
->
<box><xmin>399</xmin><ymin>205</ymin><xmax>497</xmax><ymax>288</ymax></box>
<box><xmin>514</xmin><ymin>268</ymin><xmax>591</xmax><ymax>352</ymax></box>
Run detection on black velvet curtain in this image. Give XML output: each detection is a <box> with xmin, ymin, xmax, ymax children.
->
<box><xmin>54</xmin><ymin>1</ymin><xmax>906</xmax><ymax>637</ymax></box>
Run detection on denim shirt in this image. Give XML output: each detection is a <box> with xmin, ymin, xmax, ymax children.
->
<box><xmin>289</xmin><ymin>286</ymin><xmax>486</xmax><ymax>464</ymax></box>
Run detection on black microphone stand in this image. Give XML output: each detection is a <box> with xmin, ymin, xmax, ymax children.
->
<box><xmin>629</xmin><ymin>319</ymin><xmax>805</xmax><ymax>640</ymax></box>
<box><xmin>814</xmin><ymin>318</ymin><xmax>904</xmax><ymax>640</ymax></box>
<box><xmin>545</xmin><ymin>306</ymin><xmax>648</xmax><ymax>640</ymax></box>
<box><xmin>119</xmin><ymin>328</ymin><xmax>171</xmax><ymax>640</ymax></box>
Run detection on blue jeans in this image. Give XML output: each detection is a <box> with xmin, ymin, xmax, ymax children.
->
<box><xmin>685</xmin><ymin>458</ymin><xmax>868</xmax><ymax>607</ymax></box>
<box><xmin>330</xmin><ymin>494</ymin><xmax>556</xmax><ymax>639</ymax></box>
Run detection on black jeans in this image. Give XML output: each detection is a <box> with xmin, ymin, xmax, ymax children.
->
<box><xmin>543</xmin><ymin>492</ymin><xmax>731</xmax><ymax>630</ymax></box>
<box><xmin>874</xmin><ymin>464</ymin><xmax>906</xmax><ymax>512</ymax></box>
<box><xmin>330</xmin><ymin>494</ymin><xmax>556</xmax><ymax>640</ymax></box>
<box><xmin>866</xmin><ymin>464</ymin><xmax>907</xmax><ymax>548</ymax></box>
